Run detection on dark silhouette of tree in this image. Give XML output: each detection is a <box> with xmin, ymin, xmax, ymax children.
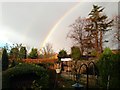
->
<box><xmin>19</xmin><ymin>46</ymin><xmax>27</xmax><ymax>59</ymax></box>
<box><xmin>9</xmin><ymin>43</ymin><xmax>28</xmax><ymax>61</ymax></box>
<box><xmin>85</xmin><ymin>5</ymin><xmax>113</xmax><ymax>54</ymax></box>
<box><xmin>2</xmin><ymin>48</ymin><xmax>9</xmax><ymax>71</ymax></box>
<box><xmin>9</xmin><ymin>47</ymin><xmax>19</xmax><ymax>61</ymax></box>
<box><xmin>28</xmin><ymin>48</ymin><xmax>38</xmax><ymax>59</ymax></box>
<box><xmin>9</xmin><ymin>43</ymin><xmax>22</xmax><ymax>61</ymax></box>
<box><xmin>58</xmin><ymin>49</ymin><xmax>68</xmax><ymax>59</ymax></box>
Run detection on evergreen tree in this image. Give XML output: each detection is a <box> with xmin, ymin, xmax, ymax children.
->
<box><xmin>85</xmin><ymin>5</ymin><xmax>113</xmax><ymax>54</ymax></box>
<box><xmin>28</xmin><ymin>48</ymin><xmax>38</xmax><ymax>59</ymax></box>
<box><xmin>71</xmin><ymin>46</ymin><xmax>81</xmax><ymax>60</ymax></box>
<box><xmin>19</xmin><ymin>46</ymin><xmax>27</xmax><ymax>59</ymax></box>
<box><xmin>58</xmin><ymin>49</ymin><xmax>67</xmax><ymax>59</ymax></box>
<box><xmin>2</xmin><ymin>48</ymin><xmax>9</xmax><ymax>71</ymax></box>
<box><xmin>9</xmin><ymin>47</ymin><xmax>19</xmax><ymax>61</ymax></box>
<box><xmin>9</xmin><ymin>43</ymin><xmax>26</xmax><ymax>61</ymax></box>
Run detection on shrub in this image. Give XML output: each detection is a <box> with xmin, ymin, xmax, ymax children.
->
<box><xmin>71</xmin><ymin>46</ymin><xmax>81</xmax><ymax>60</ymax></box>
<box><xmin>2</xmin><ymin>63</ymin><xmax>49</xmax><ymax>89</ymax></box>
<box><xmin>109</xmin><ymin>53</ymin><xmax>120</xmax><ymax>88</ymax></box>
<box><xmin>47</xmin><ymin>68</ymin><xmax>56</xmax><ymax>89</ymax></box>
<box><xmin>97</xmin><ymin>48</ymin><xmax>120</xmax><ymax>89</ymax></box>
<box><xmin>2</xmin><ymin>48</ymin><xmax>9</xmax><ymax>71</ymax></box>
<box><xmin>58</xmin><ymin>49</ymin><xmax>68</xmax><ymax>59</ymax></box>
<box><xmin>97</xmin><ymin>48</ymin><xmax>113</xmax><ymax>88</ymax></box>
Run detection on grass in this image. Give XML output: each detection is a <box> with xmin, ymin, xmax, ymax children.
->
<box><xmin>55</xmin><ymin>75</ymin><xmax>75</xmax><ymax>89</ymax></box>
<box><xmin>55</xmin><ymin>73</ymin><xmax>99</xmax><ymax>89</ymax></box>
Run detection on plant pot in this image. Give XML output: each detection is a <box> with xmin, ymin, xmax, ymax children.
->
<box><xmin>56</xmin><ymin>69</ymin><xmax>61</xmax><ymax>74</ymax></box>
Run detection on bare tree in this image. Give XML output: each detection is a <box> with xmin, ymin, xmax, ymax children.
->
<box><xmin>114</xmin><ymin>16</ymin><xmax>120</xmax><ymax>41</ymax></box>
<box><xmin>41</xmin><ymin>43</ymin><xmax>54</xmax><ymax>58</ymax></box>
<box><xmin>67</xmin><ymin>17</ymin><xmax>91</xmax><ymax>55</ymax></box>
<box><xmin>113</xmin><ymin>15</ymin><xmax>120</xmax><ymax>49</ymax></box>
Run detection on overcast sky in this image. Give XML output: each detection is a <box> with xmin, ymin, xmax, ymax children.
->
<box><xmin>0</xmin><ymin>1</ymin><xmax>119</xmax><ymax>53</ymax></box>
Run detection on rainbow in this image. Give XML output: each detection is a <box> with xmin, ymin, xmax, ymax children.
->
<box><xmin>41</xmin><ymin>2</ymin><xmax>81</xmax><ymax>48</ymax></box>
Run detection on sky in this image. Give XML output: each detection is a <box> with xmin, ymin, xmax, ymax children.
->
<box><xmin>0</xmin><ymin>0</ymin><xmax>119</xmax><ymax>53</ymax></box>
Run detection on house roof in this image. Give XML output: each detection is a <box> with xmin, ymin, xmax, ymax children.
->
<box><xmin>61</xmin><ymin>58</ymin><xmax>72</xmax><ymax>61</ymax></box>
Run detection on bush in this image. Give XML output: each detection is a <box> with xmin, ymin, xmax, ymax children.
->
<box><xmin>97</xmin><ymin>48</ymin><xmax>113</xmax><ymax>88</ymax></box>
<box><xmin>58</xmin><ymin>49</ymin><xmax>68</xmax><ymax>59</ymax></box>
<box><xmin>109</xmin><ymin>53</ymin><xmax>120</xmax><ymax>88</ymax></box>
<box><xmin>71</xmin><ymin>46</ymin><xmax>81</xmax><ymax>60</ymax></box>
<box><xmin>47</xmin><ymin>68</ymin><xmax>56</xmax><ymax>89</ymax></box>
<box><xmin>2</xmin><ymin>48</ymin><xmax>9</xmax><ymax>71</ymax></box>
<box><xmin>2</xmin><ymin>63</ymin><xmax>49</xmax><ymax>89</ymax></box>
<box><xmin>37</xmin><ymin>62</ymin><xmax>54</xmax><ymax>70</ymax></box>
<box><xmin>97</xmin><ymin>48</ymin><xmax>120</xmax><ymax>89</ymax></box>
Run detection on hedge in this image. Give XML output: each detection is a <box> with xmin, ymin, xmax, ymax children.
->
<box><xmin>2</xmin><ymin>63</ymin><xmax>49</xmax><ymax>89</ymax></box>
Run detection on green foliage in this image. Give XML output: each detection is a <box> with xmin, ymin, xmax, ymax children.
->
<box><xmin>9</xmin><ymin>60</ymin><xmax>19</xmax><ymax>68</ymax></box>
<box><xmin>58</xmin><ymin>49</ymin><xmax>68</xmax><ymax>59</ymax></box>
<box><xmin>97</xmin><ymin>48</ymin><xmax>120</xmax><ymax>88</ymax></box>
<box><xmin>88</xmin><ymin>5</ymin><xmax>113</xmax><ymax>30</ymax></box>
<box><xmin>31</xmin><ymin>80</ymin><xmax>42</xmax><ymax>89</ymax></box>
<box><xmin>2</xmin><ymin>48</ymin><xmax>9</xmax><ymax>71</ymax></box>
<box><xmin>37</xmin><ymin>62</ymin><xmax>54</xmax><ymax>69</ymax></box>
<box><xmin>39</xmin><ymin>54</ymin><xmax>44</xmax><ymax>59</ymax></box>
<box><xmin>28</xmin><ymin>48</ymin><xmax>38</xmax><ymax>59</ymax></box>
<box><xmin>109</xmin><ymin>53</ymin><xmax>120</xmax><ymax>88</ymax></box>
<box><xmin>97</xmin><ymin>48</ymin><xmax>113</xmax><ymax>88</ymax></box>
<box><xmin>47</xmin><ymin>69</ymin><xmax>56</xmax><ymax>89</ymax></box>
<box><xmin>91</xmin><ymin>50</ymin><xmax>97</xmax><ymax>56</ymax></box>
<box><xmin>9</xmin><ymin>43</ymin><xmax>27</xmax><ymax>61</ymax></box>
<box><xmin>2</xmin><ymin>63</ymin><xmax>49</xmax><ymax>89</ymax></box>
<box><xmin>85</xmin><ymin>5</ymin><xmax>113</xmax><ymax>53</ymax></box>
<box><xmin>71</xmin><ymin>46</ymin><xmax>81</xmax><ymax>60</ymax></box>
<box><xmin>19</xmin><ymin>46</ymin><xmax>27</xmax><ymax>59</ymax></box>
<box><xmin>102</xmin><ymin>47</ymin><xmax>112</xmax><ymax>55</ymax></box>
<box><xmin>9</xmin><ymin>47</ymin><xmax>19</xmax><ymax>60</ymax></box>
